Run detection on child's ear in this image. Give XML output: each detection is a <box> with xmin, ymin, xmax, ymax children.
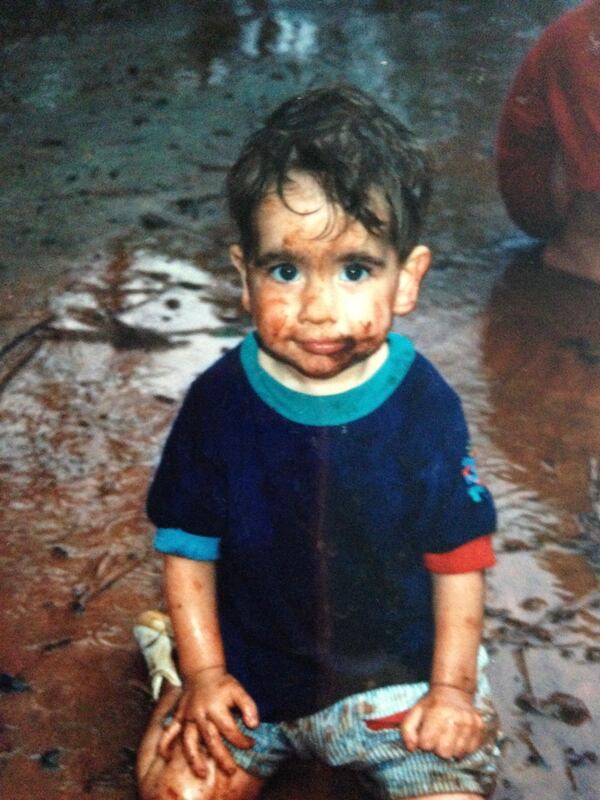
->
<box><xmin>393</xmin><ymin>245</ymin><xmax>431</xmax><ymax>316</ymax></box>
<box><xmin>230</xmin><ymin>244</ymin><xmax>251</xmax><ymax>312</ymax></box>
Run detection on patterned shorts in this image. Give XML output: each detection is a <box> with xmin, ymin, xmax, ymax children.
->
<box><xmin>229</xmin><ymin>651</ymin><xmax>501</xmax><ymax>798</ymax></box>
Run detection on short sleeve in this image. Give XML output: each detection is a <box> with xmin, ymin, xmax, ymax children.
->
<box><xmin>146</xmin><ymin>381</ymin><xmax>228</xmax><ymax>560</ymax></box>
<box><xmin>411</xmin><ymin>399</ymin><xmax>496</xmax><ymax>573</ymax></box>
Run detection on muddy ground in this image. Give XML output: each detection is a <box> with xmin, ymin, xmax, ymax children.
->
<box><xmin>1</xmin><ymin>1</ymin><xmax>599</xmax><ymax>798</ymax></box>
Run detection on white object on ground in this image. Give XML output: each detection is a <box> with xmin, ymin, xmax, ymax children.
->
<box><xmin>134</xmin><ymin>610</ymin><xmax>182</xmax><ymax>700</ymax></box>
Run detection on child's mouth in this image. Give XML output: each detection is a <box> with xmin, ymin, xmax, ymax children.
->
<box><xmin>296</xmin><ymin>339</ymin><xmax>348</xmax><ymax>355</ymax></box>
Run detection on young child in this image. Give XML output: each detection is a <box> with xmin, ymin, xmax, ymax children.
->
<box><xmin>136</xmin><ymin>85</ymin><xmax>501</xmax><ymax>800</ymax></box>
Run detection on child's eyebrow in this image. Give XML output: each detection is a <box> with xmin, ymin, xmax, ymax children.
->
<box><xmin>334</xmin><ymin>251</ymin><xmax>386</xmax><ymax>267</ymax></box>
<box><xmin>252</xmin><ymin>250</ymin><xmax>387</xmax><ymax>268</ymax></box>
<box><xmin>253</xmin><ymin>249</ymin><xmax>304</xmax><ymax>268</ymax></box>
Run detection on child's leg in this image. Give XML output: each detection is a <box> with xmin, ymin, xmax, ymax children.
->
<box><xmin>137</xmin><ymin>685</ymin><xmax>264</xmax><ymax>800</ymax></box>
<box><xmin>291</xmin><ymin>663</ymin><xmax>499</xmax><ymax>800</ymax></box>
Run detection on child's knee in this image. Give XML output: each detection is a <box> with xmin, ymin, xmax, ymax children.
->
<box><xmin>136</xmin><ymin>689</ymin><xmax>182</xmax><ymax>783</ymax></box>
<box><xmin>137</xmin><ymin>746</ymin><xmax>218</xmax><ymax>800</ymax></box>
<box><xmin>137</xmin><ymin>740</ymin><xmax>262</xmax><ymax>800</ymax></box>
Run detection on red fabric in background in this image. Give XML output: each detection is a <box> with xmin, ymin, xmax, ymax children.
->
<box><xmin>497</xmin><ymin>1</ymin><xmax>600</xmax><ymax>236</ymax></box>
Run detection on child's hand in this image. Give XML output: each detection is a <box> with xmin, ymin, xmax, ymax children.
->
<box><xmin>400</xmin><ymin>685</ymin><xmax>485</xmax><ymax>760</ymax></box>
<box><xmin>158</xmin><ymin>666</ymin><xmax>259</xmax><ymax>778</ymax></box>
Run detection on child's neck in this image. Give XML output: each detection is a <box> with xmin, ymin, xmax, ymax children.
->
<box><xmin>257</xmin><ymin>341</ymin><xmax>389</xmax><ymax>396</ymax></box>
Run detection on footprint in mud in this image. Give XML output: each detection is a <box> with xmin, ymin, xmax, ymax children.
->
<box><xmin>515</xmin><ymin>691</ymin><xmax>591</xmax><ymax>726</ymax></box>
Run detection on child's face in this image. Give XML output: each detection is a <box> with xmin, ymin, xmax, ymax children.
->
<box><xmin>231</xmin><ymin>171</ymin><xmax>430</xmax><ymax>380</ymax></box>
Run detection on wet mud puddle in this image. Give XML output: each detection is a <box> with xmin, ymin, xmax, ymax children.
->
<box><xmin>476</xmin><ymin>259</ymin><xmax>600</xmax><ymax>800</ymax></box>
<box><xmin>0</xmin><ymin>248</ymin><xmax>245</xmax><ymax>798</ymax></box>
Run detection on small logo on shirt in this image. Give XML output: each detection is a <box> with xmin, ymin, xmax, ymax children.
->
<box><xmin>461</xmin><ymin>449</ymin><xmax>486</xmax><ymax>503</ymax></box>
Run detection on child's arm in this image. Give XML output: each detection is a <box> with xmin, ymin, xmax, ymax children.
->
<box><xmin>158</xmin><ymin>554</ymin><xmax>259</xmax><ymax>777</ymax></box>
<box><xmin>401</xmin><ymin>570</ymin><xmax>485</xmax><ymax>759</ymax></box>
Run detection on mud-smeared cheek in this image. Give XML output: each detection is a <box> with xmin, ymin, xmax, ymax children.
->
<box><xmin>251</xmin><ymin>286</ymin><xmax>292</xmax><ymax>338</ymax></box>
<box><xmin>256</xmin><ymin>298</ymin><xmax>292</xmax><ymax>340</ymax></box>
<box><xmin>363</xmin><ymin>302</ymin><xmax>391</xmax><ymax>338</ymax></box>
<box><xmin>265</xmin><ymin>312</ymin><xmax>289</xmax><ymax>339</ymax></box>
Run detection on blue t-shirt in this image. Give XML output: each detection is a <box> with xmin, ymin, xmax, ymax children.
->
<box><xmin>147</xmin><ymin>332</ymin><xmax>496</xmax><ymax>722</ymax></box>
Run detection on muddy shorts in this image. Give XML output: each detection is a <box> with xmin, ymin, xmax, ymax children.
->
<box><xmin>229</xmin><ymin>650</ymin><xmax>501</xmax><ymax>798</ymax></box>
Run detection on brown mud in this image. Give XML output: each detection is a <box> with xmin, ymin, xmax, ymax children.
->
<box><xmin>1</xmin><ymin>2</ymin><xmax>598</xmax><ymax>798</ymax></box>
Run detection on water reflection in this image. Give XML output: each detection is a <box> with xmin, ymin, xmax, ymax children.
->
<box><xmin>482</xmin><ymin>251</ymin><xmax>600</xmax><ymax>515</ymax></box>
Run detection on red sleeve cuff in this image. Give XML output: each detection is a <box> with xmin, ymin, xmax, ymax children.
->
<box><xmin>423</xmin><ymin>534</ymin><xmax>496</xmax><ymax>574</ymax></box>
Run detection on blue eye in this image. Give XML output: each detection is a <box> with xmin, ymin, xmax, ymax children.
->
<box><xmin>270</xmin><ymin>263</ymin><xmax>300</xmax><ymax>283</ymax></box>
<box><xmin>341</xmin><ymin>263</ymin><xmax>371</xmax><ymax>282</ymax></box>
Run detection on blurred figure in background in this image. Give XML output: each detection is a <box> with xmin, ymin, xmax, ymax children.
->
<box><xmin>497</xmin><ymin>0</ymin><xmax>600</xmax><ymax>284</ymax></box>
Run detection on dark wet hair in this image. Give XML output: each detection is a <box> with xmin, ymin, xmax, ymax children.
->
<box><xmin>226</xmin><ymin>85</ymin><xmax>431</xmax><ymax>261</ymax></box>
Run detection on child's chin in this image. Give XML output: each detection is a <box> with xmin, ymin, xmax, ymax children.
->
<box><xmin>291</xmin><ymin>357</ymin><xmax>357</xmax><ymax>380</ymax></box>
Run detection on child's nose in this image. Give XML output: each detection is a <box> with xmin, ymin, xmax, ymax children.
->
<box><xmin>298</xmin><ymin>278</ymin><xmax>337</xmax><ymax>324</ymax></box>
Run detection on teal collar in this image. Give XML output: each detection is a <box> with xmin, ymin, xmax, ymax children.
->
<box><xmin>240</xmin><ymin>332</ymin><xmax>415</xmax><ymax>426</ymax></box>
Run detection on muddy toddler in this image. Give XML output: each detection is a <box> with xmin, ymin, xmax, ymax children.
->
<box><xmin>136</xmin><ymin>85</ymin><xmax>501</xmax><ymax>800</ymax></box>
